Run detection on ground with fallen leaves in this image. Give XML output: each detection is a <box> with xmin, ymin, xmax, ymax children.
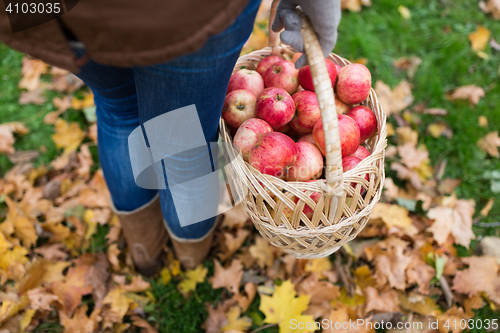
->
<box><xmin>1</xmin><ymin>0</ymin><xmax>500</xmax><ymax>332</ymax></box>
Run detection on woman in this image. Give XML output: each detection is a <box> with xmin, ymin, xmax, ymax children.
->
<box><xmin>0</xmin><ymin>0</ymin><xmax>340</xmax><ymax>276</ymax></box>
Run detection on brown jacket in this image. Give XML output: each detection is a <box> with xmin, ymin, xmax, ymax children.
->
<box><xmin>0</xmin><ymin>0</ymin><xmax>250</xmax><ymax>72</ymax></box>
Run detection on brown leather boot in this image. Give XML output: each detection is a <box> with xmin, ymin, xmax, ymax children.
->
<box><xmin>166</xmin><ymin>217</ymin><xmax>220</xmax><ymax>270</ymax></box>
<box><xmin>112</xmin><ymin>194</ymin><xmax>168</xmax><ymax>277</ymax></box>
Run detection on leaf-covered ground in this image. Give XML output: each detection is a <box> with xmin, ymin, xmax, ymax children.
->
<box><xmin>1</xmin><ymin>0</ymin><xmax>500</xmax><ymax>332</ymax></box>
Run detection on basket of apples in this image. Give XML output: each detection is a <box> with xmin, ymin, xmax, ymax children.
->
<box><xmin>219</xmin><ymin>1</ymin><xmax>387</xmax><ymax>259</ymax></box>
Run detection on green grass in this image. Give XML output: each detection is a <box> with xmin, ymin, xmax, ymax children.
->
<box><xmin>1</xmin><ymin>0</ymin><xmax>499</xmax><ymax>332</ymax></box>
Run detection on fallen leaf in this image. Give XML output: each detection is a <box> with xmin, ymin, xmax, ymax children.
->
<box><xmin>19</xmin><ymin>89</ymin><xmax>46</xmax><ymax>105</ymax></box>
<box><xmin>323</xmin><ymin>305</ymin><xmax>374</xmax><ymax>333</ymax></box>
<box><xmin>249</xmin><ymin>237</ymin><xmax>274</xmax><ymax>268</ymax></box>
<box><xmin>371</xmin><ymin>237</ymin><xmax>412</xmax><ymax>290</ymax></box>
<box><xmin>477</xmin><ymin>131</ymin><xmax>500</xmax><ymax>157</ymax></box>
<box><xmin>398</xmin><ymin>5</ymin><xmax>411</xmax><ymax>19</ymax></box>
<box><xmin>210</xmin><ymin>259</ymin><xmax>243</xmax><ymax>295</ymax></box>
<box><xmin>480</xmin><ymin>198</ymin><xmax>494</xmax><ymax>217</ymax></box>
<box><xmin>218</xmin><ymin>229</ymin><xmax>249</xmax><ymax>262</ymax></box>
<box><xmin>0</xmin><ymin>122</ymin><xmax>29</xmax><ymax>154</ymax></box>
<box><xmin>51</xmin><ymin>264</ymin><xmax>94</xmax><ymax>315</ymax></box>
<box><xmin>383</xmin><ymin>178</ymin><xmax>399</xmax><ymax>200</ymax></box>
<box><xmin>202</xmin><ymin>303</ymin><xmax>227</xmax><ymax>333</ymax></box>
<box><xmin>398</xmin><ymin>142</ymin><xmax>429</xmax><ymax>169</ymax></box>
<box><xmin>479</xmin><ymin>236</ymin><xmax>500</xmax><ymax>264</ymax></box>
<box><xmin>297</xmin><ymin>273</ymin><xmax>339</xmax><ymax>319</ymax></box>
<box><xmin>232</xmin><ymin>282</ymin><xmax>256</xmax><ymax>312</ymax></box>
<box><xmin>375</xmin><ymin>80</ymin><xmax>414</xmax><ymax>115</ymax></box>
<box><xmin>447</xmin><ymin>85</ymin><xmax>485</xmax><ymax>106</ymax></box>
<box><xmin>464</xmin><ymin>294</ymin><xmax>485</xmax><ymax>317</ymax></box>
<box><xmin>102</xmin><ymin>287</ymin><xmax>134</xmax><ymax>322</ymax></box>
<box><xmin>131</xmin><ymin>315</ymin><xmax>158</xmax><ymax>333</ymax></box>
<box><xmin>398</xmin><ymin>292</ymin><xmax>440</xmax><ymax>316</ymax></box>
<box><xmin>27</xmin><ymin>287</ymin><xmax>59</xmax><ymax>311</ymax></box>
<box><xmin>427</xmin><ymin>122</ymin><xmax>453</xmax><ymax>139</ymax></box>
<box><xmin>178</xmin><ymin>265</ymin><xmax>208</xmax><ymax>295</ymax></box>
<box><xmin>52</xmin><ymin>119</ymin><xmax>86</xmax><ymax>155</ymax></box>
<box><xmin>341</xmin><ymin>0</ymin><xmax>371</xmax><ymax>12</ymax></box>
<box><xmin>107</xmin><ymin>243</ymin><xmax>121</xmax><ymax>271</ymax></box>
<box><xmin>393</xmin><ymin>56</ymin><xmax>421</xmax><ymax>79</ymax></box>
<box><xmin>120</xmin><ymin>275</ymin><xmax>150</xmax><ymax>293</ymax></box>
<box><xmin>469</xmin><ymin>25</ymin><xmax>491</xmax><ymax>51</ymax></box>
<box><xmin>370</xmin><ymin>203</ymin><xmax>417</xmax><ymax>235</ymax></box>
<box><xmin>71</xmin><ymin>91</ymin><xmax>94</xmax><ymax>110</ymax></box>
<box><xmin>478</xmin><ymin>115</ymin><xmax>488</xmax><ymax>127</ymax></box>
<box><xmin>44</xmin><ymin>96</ymin><xmax>72</xmax><ymax>125</ymax></box>
<box><xmin>437</xmin><ymin>178</ymin><xmax>462</xmax><ymax>195</ymax></box>
<box><xmin>427</xmin><ymin>196</ymin><xmax>475</xmax><ymax>248</ymax></box>
<box><xmin>221</xmin><ymin>306</ymin><xmax>252</xmax><ymax>332</ymax></box>
<box><xmin>406</xmin><ymin>254</ymin><xmax>435</xmax><ymax>294</ymax></box>
<box><xmin>221</xmin><ymin>204</ymin><xmax>249</xmax><ymax>229</ymax></box>
<box><xmin>479</xmin><ymin>0</ymin><xmax>500</xmax><ymax>19</ymax></box>
<box><xmin>452</xmin><ymin>256</ymin><xmax>500</xmax><ymax>305</ymax></box>
<box><xmin>304</xmin><ymin>258</ymin><xmax>332</xmax><ymax>279</ymax></box>
<box><xmin>391</xmin><ymin>162</ymin><xmax>423</xmax><ymax>190</ymax></box>
<box><xmin>18</xmin><ymin>58</ymin><xmax>47</xmax><ymax>92</ymax></box>
<box><xmin>436</xmin><ymin>306</ymin><xmax>469</xmax><ymax>333</ymax></box>
<box><xmin>259</xmin><ymin>280</ymin><xmax>315</xmax><ymax>333</ymax></box>
<box><xmin>396</xmin><ymin>126</ymin><xmax>418</xmax><ymax>146</ymax></box>
<box><xmin>364</xmin><ymin>286</ymin><xmax>401</xmax><ymax>314</ymax></box>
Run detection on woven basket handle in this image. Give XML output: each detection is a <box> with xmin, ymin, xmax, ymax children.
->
<box><xmin>268</xmin><ymin>0</ymin><xmax>344</xmax><ymax>196</ymax></box>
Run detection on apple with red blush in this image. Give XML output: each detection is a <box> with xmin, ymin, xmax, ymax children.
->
<box><xmin>335</xmin><ymin>94</ymin><xmax>351</xmax><ymax>115</ymax></box>
<box><xmin>222</xmin><ymin>89</ymin><xmax>257</xmax><ymax>128</ymax></box>
<box><xmin>350</xmin><ymin>146</ymin><xmax>371</xmax><ymax>160</ymax></box>
<box><xmin>263</xmin><ymin>60</ymin><xmax>299</xmax><ymax>95</ymax></box>
<box><xmin>313</xmin><ymin>114</ymin><xmax>360</xmax><ymax>157</ymax></box>
<box><xmin>256</xmin><ymin>55</ymin><xmax>283</xmax><ymax>76</ymax></box>
<box><xmin>227</xmin><ymin>69</ymin><xmax>264</xmax><ymax>97</ymax></box>
<box><xmin>249</xmin><ymin>132</ymin><xmax>297</xmax><ymax>178</ymax></box>
<box><xmin>294</xmin><ymin>188</ymin><xmax>321</xmax><ymax>220</ymax></box>
<box><xmin>285</xmin><ymin>142</ymin><xmax>324</xmax><ymax>181</ymax></box>
<box><xmin>342</xmin><ymin>156</ymin><xmax>369</xmax><ymax>195</ymax></box>
<box><xmin>298</xmin><ymin>59</ymin><xmax>337</xmax><ymax>92</ymax></box>
<box><xmin>256</xmin><ymin>87</ymin><xmax>295</xmax><ymax>130</ymax></box>
<box><xmin>347</xmin><ymin>106</ymin><xmax>377</xmax><ymax>143</ymax></box>
<box><xmin>289</xmin><ymin>91</ymin><xmax>321</xmax><ymax>134</ymax></box>
<box><xmin>298</xmin><ymin>134</ymin><xmax>315</xmax><ymax>145</ymax></box>
<box><xmin>336</xmin><ymin>64</ymin><xmax>372</xmax><ymax>104</ymax></box>
<box><xmin>233</xmin><ymin>118</ymin><xmax>272</xmax><ymax>161</ymax></box>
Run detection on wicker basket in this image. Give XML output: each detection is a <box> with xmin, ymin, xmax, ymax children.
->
<box><xmin>220</xmin><ymin>1</ymin><xmax>387</xmax><ymax>259</ymax></box>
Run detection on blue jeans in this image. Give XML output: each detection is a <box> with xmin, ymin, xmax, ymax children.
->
<box><xmin>73</xmin><ymin>0</ymin><xmax>261</xmax><ymax>239</ymax></box>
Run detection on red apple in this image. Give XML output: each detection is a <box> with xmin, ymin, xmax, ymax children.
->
<box><xmin>222</xmin><ymin>89</ymin><xmax>257</xmax><ymax>128</ymax></box>
<box><xmin>227</xmin><ymin>69</ymin><xmax>264</xmax><ymax>97</ymax></box>
<box><xmin>274</xmin><ymin>122</ymin><xmax>292</xmax><ymax>134</ymax></box>
<box><xmin>294</xmin><ymin>189</ymin><xmax>321</xmax><ymax>220</ymax></box>
<box><xmin>347</xmin><ymin>106</ymin><xmax>377</xmax><ymax>143</ymax></box>
<box><xmin>249</xmin><ymin>132</ymin><xmax>297</xmax><ymax>178</ymax></box>
<box><xmin>336</xmin><ymin>64</ymin><xmax>372</xmax><ymax>104</ymax></box>
<box><xmin>263</xmin><ymin>60</ymin><xmax>299</xmax><ymax>95</ymax></box>
<box><xmin>298</xmin><ymin>134</ymin><xmax>316</xmax><ymax>145</ymax></box>
<box><xmin>335</xmin><ymin>94</ymin><xmax>352</xmax><ymax>115</ymax></box>
<box><xmin>256</xmin><ymin>87</ymin><xmax>295</xmax><ymax>130</ymax></box>
<box><xmin>350</xmin><ymin>146</ymin><xmax>371</xmax><ymax>160</ymax></box>
<box><xmin>313</xmin><ymin>114</ymin><xmax>360</xmax><ymax>157</ymax></box>
<box><xmin>289</xmin><ymin>91</ymin><xmax>321</xmax><ymax>134</ymax></box>
<box><xmin>256</xmin><ymin>55</ymin><xmax>283</xmax><ymax>76</ymax></box>
<box><xmin>285</xmin><ymin>142</ymin><xmax>324</xmax><ymax>181</ymax></box>
<box><xmin>298</xmin><ymin>59</ymin><xmax>337</xmax><ymax>92</ymax></box>
<box><xmin>233</xmin><ymin>118</ymin><xmax>273</xmax><ymax>161</ymax></box>
<box><xmin>342</xmin><ymin>156</ymin><xmax>369</xmax><ymax>194</ymax></box>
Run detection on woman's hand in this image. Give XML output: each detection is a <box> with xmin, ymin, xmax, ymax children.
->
<box><xmin>271</xmin><ymin>0</ymin><xmax>341</xmax><ymax>68</ymax></box>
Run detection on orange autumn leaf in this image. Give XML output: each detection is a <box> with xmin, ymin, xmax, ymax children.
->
<box><xmin>210</xmin><ymin>259</ymin><xmax>243</xmax><ymax>295</ymax></box>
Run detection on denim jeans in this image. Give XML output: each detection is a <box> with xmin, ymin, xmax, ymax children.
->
<box><xmin>73</xmin><ymin>0</ymin><xmax>261</xmax><ymax>239</ymax></box>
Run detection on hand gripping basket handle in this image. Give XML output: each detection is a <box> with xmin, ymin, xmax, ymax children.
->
<box><xmin>269</xmin><ymin>0</ymin><xmax>344</xmax><ymax>199</ymax></box>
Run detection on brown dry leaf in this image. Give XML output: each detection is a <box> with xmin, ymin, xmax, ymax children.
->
<box><xmin>221</xmin><ymin>204</ymin><xmax>249</xmax><ymax>229</ymax></box>
<box><xmin>375</xmin><ymin>80</ymin><xmax>414</xmax><ymax>115</ymax></box>
<box><xmin>44</xmin><ymin>96</ymin><xmax>72</xmax><ymax>125</ymax></box>
<box><xmin>383</xmin><ymin>178</ymin><xmax>399</xmax><ymax>200</ymax></box>
<box><xmin>480</xmin><ymin>198</ymin><xmax>495</xmax><ymax>217</ymax></box>
<box><xmin>27</xmin><ymin>287</ymin><xmax>60</xmax><ymax>311</ymax></box>
<box><xmin>218</xmin><ymin>229</ymin><xmax>249</xmax><ymax>262</ymax></box>
<box><xmin>479</xmin><ymin>0</ymin><xmax>500</xmax><ymax>19</ymax></box>
<box><xmin>19</xmin><ymin>89</ymin><xmax>46</xmax><ymax>105</ymax></box>
<box><xmin>51</xmin><ymin>264</ymin><xmax>94</xmax><ymax>315</ymax></box>
<box><xmin>437</xmin><ymin>306</ymin><xmax>469</xmax><ymax>333</ymax></box>
<box><xmin>210</xmin><ymin>259</ymin><xmax>243</xmax><ymax>295</ymax></box>
<box><xmin>120</xmin><ymin>275</ymin><xmax>150</xmax><ymax>293</ymax></box>
<box><xmin>0</xmin><ymin>122</ymin><xmax>29</xmax><ymax>154</ymax></box>
<box><xmin>202</xmin><ymin>303</ymin><xmax>227</xmax><ymax>333</ymax></box>
<box><xmin>88</xmin><ymin>123</ymin><xmax>97</xmax><ymax>143</ymax></box>
<box><xmin>477</xmin><ymin>131</ymin><xmax>500</xmax><ymax>157</ymax></box>
<box><xmin>396</xmin><ymin>126</ymin><xmax>418</xmax><ymax>146</ymax></box>
<box><xmin>58</xmin><ymin>304</ymin><xmax>100</xmax><ymax>333</ymax></box>
<box><xmin>131</xmin><ymin>315</ymin><xmax>158</xmax><ymax>333</ymax></box>
<box><xmin>232</xmin><ymin>282</ymin><xmax>256</xmax><ymax>312</ymax></box>
<box><xmin>364</xmin><ymin>286</ymin><xmax>401</xmax><ymax>314</ymax></box>
<box><xmin>427</xmin><ymin>196</ymin><xmax>475</xmax><ymax>248</ymax></box>
<box><xmin>398</xmin><ymin>142</ymin><xmax>429</xmax><ymax>169</ymax></box>
<box><xmin>447</xmin><ymin>85</ymin><xmax>485</xmax><ymax>106</ymax></box>
<box><xmin>437</xmin><ymin>178</ymin><xmax>462</xmax><ymax>195</ymax></box>
<box><xmin>464</xmin><ymin>294</ymin><xmax>485</xmax><ymax>317</ymax></box>
<box><xmin>406</xmin><ymin>254</ymin><xmax>436</xmax><ymax>295</ymax></box>
<box><xmin>18</xmin><ymin>58</ymin><xmax>48</xmax><ymax>92</ymax></box>
<box><xmin>107</xmin><ymin>243</ymin><xmax>121</xmax><ymax>271</ymax></box>
<box><xmin>249</xmin><ymin>237</ymin><xmax>274</xmax><ymax>268</ymax></box>
<box><xmin>323</xmin><ymin>305</ymin><xmax>374</xmax><ymax>333</ymax></box>
<box><xmin>398</xmin><ymin>292</ymin><xmax>440</xmax><ymax>316</ymax></box>
<box><xmin>393</xmin><ymin>56</ymin><xmax>422</xmax><ymax>79</ymax></box>
<box><xmin>102</xmin><ymin>287</ymin><xmax>134</xmax><ymax>322</ymax></box>
<box><xmin>84</xmin><ymin>253</ymin><xmax>110</xmax><ymax>308</ymax></box>
<box><xmin>371</xmin><ymin>238</ymin><xmax>412</xmax><ymax>290</ymax></box>
<box><xmin>52</xmin><ymin>119</ymin><xmax>86</xmax><ymax>155</ymax></box>
<box><xmin>4</xmin><ymin>196</ymin><xmax>37</xmax><ymax>248</ymax></box>
<box><xmin>297</xmin><ymin>273</ymin><xmax>339</xmax><ymax>319</ymax></box>
<box><xmin>34</xmin><ymin>243</ymin><xmax>68</xmax><ymax>261</ymax></box>
<box><xmin>469</xmin><ymin>25</ymin><xmax>491</xmax><ymax>51</ymax></box>
<box><xmin>391</xmin><ymin>162</ymin><xmax>423</xmax><ymax>190</ymax></box>
<box><xmin>452</xmin><ymin>256</ymin><xmax>500</xmax><ymax>305</ymax></box>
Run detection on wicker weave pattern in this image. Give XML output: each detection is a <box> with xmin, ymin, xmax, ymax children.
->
<box><xmin>219</xmin><ymin>5</ymin><xmax>387</xmax><ymax>259</ymax></box>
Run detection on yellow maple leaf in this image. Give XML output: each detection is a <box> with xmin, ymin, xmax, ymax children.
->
<box><xmin>83</xmin><ymin>209</ymin><xmax>98</xmax><ymax>241</ymax></box>
<box><xmin>160</xmin><ymin>268</ymin><xmax>172</xmax><ymax>285</ymax></box>
<box><xmin>178</xmin><ymin>265</ymin><xmax>208</xmax><ymax>294</ymax></box>
<box><xmin>221</xmin><ymin>306</ymin><xmax>252</xmax><ymax>332</ymax></box>
<box><xmin>304</xmin><ymin>258</ymin><xmax>332</xmax><ymax>279</ymax></box>
<box><xmin>169</xmin><ymin>259</ymin><xmax>181</xmax><ymax>276</ymax></box>
<box><xmin>469</xmin><ymin>25</ymin><xmax>491</xmax><ymax>51</ymax></box>
<box><xmin>4</xmin><ymin>196</ymin><xmax>37</xmax><ymax>248</ymax></box>
<box><xmin>71</xmin><ymin>90</ymin><xmax>95</xmax><ymax>110</ymax></box>
<box><xmin>259</xmin><ymin>280</ymin><xmax>315</xmax><ymax>333</ymax></box>
<box><xmin>0</xmin><ymin>246</ymin><xmax>29</xmax><ymax>282</ymax></box>
<box><xmin>103</xmin><ymin>287</ymin><xmax>135</xmax><ymax>320</ymax></box>
<box><xmin>370</xmin><ymin>203</ymin><xmax>416</xmax><ymax>235</ymax></box>
<box><xmin>52</xmin><ymin>118</ymin><xmax>86</xmax><ymax>154</ymax></box>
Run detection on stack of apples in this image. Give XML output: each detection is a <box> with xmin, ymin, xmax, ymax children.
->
<box><xmin>222</xmin><ymin>54</ymin><xmax>377</xmax><ymax>208</ymax></box>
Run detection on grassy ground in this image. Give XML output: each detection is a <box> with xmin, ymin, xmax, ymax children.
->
<box><xmin>1</xmin><ymin>0</ymin><xmax>499</xmax><ymax>331</ymax></box>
